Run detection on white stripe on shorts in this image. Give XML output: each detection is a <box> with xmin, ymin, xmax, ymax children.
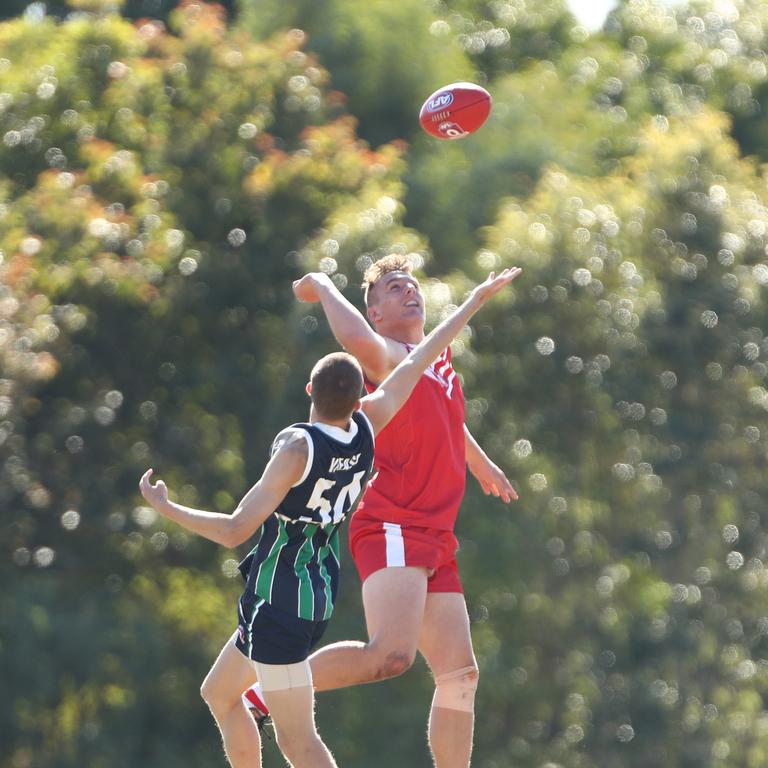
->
<box><xmin>246</xmin><ymin>598</ymin><xmax>265</xmax><ymax>658</ymax></box>
<box><xmin>383</xmin><ymin>522</ymin><xmax>405</xmax><ymax>567</ymax></box>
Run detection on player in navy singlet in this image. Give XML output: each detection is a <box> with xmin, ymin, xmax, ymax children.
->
<box><xmin>138</xmin><ymin>267</ymin><xmax>518</xmax><ymax>768</ymax></box>
<box><xmin>239</xmin><ymin>410</ymin><xmax>374</xmax><ymax>624</ymax></box>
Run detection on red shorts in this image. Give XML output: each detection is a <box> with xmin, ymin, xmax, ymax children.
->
<box><xmin>349</xmin><ymin>512</ymin><xmax>463</xmax><ymax>593</ymax></box>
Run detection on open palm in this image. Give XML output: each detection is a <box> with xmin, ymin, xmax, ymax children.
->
<box><xmin>472</xmin><ymin>267</ymin><xmax>522</xmax><ymax>305</ymax></box>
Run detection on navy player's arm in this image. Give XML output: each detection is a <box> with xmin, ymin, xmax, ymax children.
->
<box><xmin>138</xmin><ymin>431</ymin><xmax>308</xmax><ymax>547</ymax></box>
<box><xmin>361</xmin><ymin>268</ymin><xmax>522</xmax><ymax>436</ymax></box>
<box><xmin>293</xmin><ymin>271</ymin><xmax>398</xmax><ymax>384</ymax></box>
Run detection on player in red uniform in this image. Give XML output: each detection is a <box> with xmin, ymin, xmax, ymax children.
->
<box><xmin>247</xmin><ymin>255</ymin><xmax>520</xmax><ymax>767</ymax></box>
<box><xmin>350</xmin><ymin>338</ymin><xmax>469</xmax><ymax>593</ymax></box>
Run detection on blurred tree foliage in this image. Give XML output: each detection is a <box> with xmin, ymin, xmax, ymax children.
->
<box><xmin>237</xmin><ymin>0</ymin><xmax>474</xmax><ymax>149</ymax></box>
<box><xmin>3</xmin><ymin>0</ymin><xmax>768</xmax><ymax>767</ymax></box>
<box><xmin>0</xmin><ymin>0</ymin><xmax>237</xmax><ymax>23</ymax></box>
<box><xmin>470</xmin><ymin>107</ymin><xmax>768</xmax><ymax>766</ymax></box>
<box><xmin>0</xmin><ymin>4</ymin><xmax>417</xmax><ymax>766</ymax></box>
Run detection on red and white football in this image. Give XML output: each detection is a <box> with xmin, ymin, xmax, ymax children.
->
<box><xmin>418</xmin><ymin>82</ymin><xmax>492</xmax><ymax>140</ymax></box>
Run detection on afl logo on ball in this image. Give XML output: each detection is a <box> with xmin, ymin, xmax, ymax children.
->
<box><xmin>427</xmin><ymin>92</ymin><xmax>453</xmax><ymax>112</ymax></box>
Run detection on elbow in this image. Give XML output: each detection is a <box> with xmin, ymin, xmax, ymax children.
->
<box><xmin>224</xmin><ymin>528</ymin><xmax>250</xmax><ymax>548</ymax></box>
<box><xmin>220</xmin><ymin>520</ymin><xmax>249</xmax><ymax>548</ymax></box>
<box><xmin>231</xmin><ymin>531</ymin><xmax>251</xmax><ymax>548</ymax></box>
<box><xmin>215</xmin><ymin>530</ymin><xmax>236</xmax><ymax>548</ymax></box>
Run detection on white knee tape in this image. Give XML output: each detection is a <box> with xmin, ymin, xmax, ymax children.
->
<box><xmin>432</xmin><ymin>665</ymin><xmax>479</xmax><ymax>713</ymax></box>
<box><xmin>254</xmin><ymin>660</ymin><xmax>313</xmax><ymax>692</ymax></box>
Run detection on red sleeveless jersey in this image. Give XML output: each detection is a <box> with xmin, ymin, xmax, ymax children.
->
<box><xmin>356</xmin><ymin>344</ymin><xmax>466</xmax><ymax>531</ymax></box>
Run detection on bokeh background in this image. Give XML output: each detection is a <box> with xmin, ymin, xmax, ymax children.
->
<box><xmin>3</xmin><ymin>0</ymin><xmax>768</xmax><ymax>766</ymax></box>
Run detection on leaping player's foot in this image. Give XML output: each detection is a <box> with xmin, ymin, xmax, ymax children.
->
<box><xmin>243</xmin><ymin>684</ymin><xmax>272</xmax><ymax>735</ymax></box>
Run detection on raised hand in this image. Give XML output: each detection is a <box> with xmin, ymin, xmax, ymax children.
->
<box><xmin>139</xmin><ymin>468</ymin><xmax>170</xmax><ymax>511</ymax></box>
<box><xmin>292</xmin><ymin>272</ymin><xmax>334</xmax><ymax>303</ymax></box>
<box><xmin>470</xmin><ymin>267</ymin><xmax>522</xmax><ymax>307</ymax></box>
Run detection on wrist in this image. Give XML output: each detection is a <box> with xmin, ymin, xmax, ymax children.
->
<box><xmin>316</xmin><ymin>274</ymin><xmax>337</xmax><ymax>297</ymax></box>
<box><xmin>155</xmin><ymin>498</ymin><xmax>174</xmax><ymax>517</ymax></box>
<box><xmin>465</xmin><ymin>292</ymin><xmax>484</xmax><ymax>312</ymax></box>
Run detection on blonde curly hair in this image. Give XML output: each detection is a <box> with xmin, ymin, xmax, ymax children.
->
<box><xmin>361</xmin><ymin>254</ymin><xmax>416</xmax><ymax>306</ymax></box>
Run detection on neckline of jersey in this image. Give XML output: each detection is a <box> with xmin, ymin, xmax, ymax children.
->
<box><xmin>312</xmin><ymin>418</ymin><xmax>359</xmax><ymax>444</ymax></box>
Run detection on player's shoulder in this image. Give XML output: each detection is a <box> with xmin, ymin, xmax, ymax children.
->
<box><xmin>271</xmin><ymin>426</ymin><xmax>311</xmax><ymax>461</ymax></box>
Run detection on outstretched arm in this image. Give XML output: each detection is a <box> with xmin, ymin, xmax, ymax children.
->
<box><xmin>293</xmin><ymin>272</ymin><xmax>394</xmax><ymax>382</ymax></box>
<box><xmin>361</xmin><ymin>268</ymin><xmax>522</xmax><ymax>436</ymax></box>
<box><xmin>138</xmin><ymin>431</ymin><xmax>307</xmax><ymax>548</ymax></box>
<box><xmin>465</xmin><ymin>424</ymin><xmax>518</xmax><ymax>503</ymax></box>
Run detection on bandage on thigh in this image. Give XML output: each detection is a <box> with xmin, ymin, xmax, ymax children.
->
<box><xmin>254</xmin><ymin>660</ymin><xmax>313</xmax><ymax>692</ymax></box>
<box><xmin>432</xmin><ymin>665</ymin><xmax>479</xmax><ymax>713</ymax></box>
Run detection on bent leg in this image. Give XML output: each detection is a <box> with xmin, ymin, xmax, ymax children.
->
<box><xmin>309</xmin><ymin>566</ymin><xmax>428</xmax><ymax>690</ymax></box>
<box><xmin>419</xmin><ymin>593</ymin><xmax>479</xmax><ymax>768</ymax></box>
<box><xmin>259</xmin><ymin>661</ymin><xmax>337</xmax><ymax>768</ymax></box>
<box><xmin>200</xmin><ymin>634</ymin><xmax>262</xmax><ymax>768</ymax></box>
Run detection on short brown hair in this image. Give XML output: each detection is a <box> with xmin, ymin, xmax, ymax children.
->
<box><xmin>362</xmin><ymin>253</ymin><xmax>414</xmax><ymax>306</ymax></box>
<box><xmin>310</xmin><ymin>352</ymin><xmax>364</xmax><ymax>421</ymax></box>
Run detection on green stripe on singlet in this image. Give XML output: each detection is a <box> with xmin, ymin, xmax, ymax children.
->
<box><xmin>254</xmin><ymin>519</ymin><xmax>290</xmax><ymax>602</ymax></box>
<box><xmin>317</xmin><ymin>525</ymin><xmax>340</xmax><ymax>621</ymax></box>
<box><xmin>294</xmin><ymin>524</ymin><xmax>317</xmax><ymax>620</ymax></box>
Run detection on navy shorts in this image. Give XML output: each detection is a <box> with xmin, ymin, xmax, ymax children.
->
<box><xmin>234</xmin><ymin>592</ymin><xmax>329</xmax><ymax>665</ymax></box>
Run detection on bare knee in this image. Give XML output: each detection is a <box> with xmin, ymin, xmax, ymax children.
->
<box><xmin>200</xmin><ymin>668</ymin><xmax>216</xmax><ymax>702</ymax></box>
<box><xmin>199</xmin><ymin>677</ymin><xmax>217</xmax><ymax>710</ymax></box>
<box><xmin>200</xmin><ymin>672</ymin><xmax>232</xmax><ymax>716</ymax></box>
<box><xmin>371</xmin><ymin>648</ymin><xmax>416</xmax><ymax>681</ymax></box>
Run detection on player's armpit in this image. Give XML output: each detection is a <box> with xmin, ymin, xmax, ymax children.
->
<box><xmin>357</xmin><ymin>336</ymin><xmax>408</xmax><ymax>386</ymax></box>
<box><xmin>337</xmin><ymin>329</ymin><xmax>392</xmax><ymax>385</ymax></box>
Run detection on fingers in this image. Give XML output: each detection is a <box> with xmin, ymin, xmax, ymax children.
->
<box><xmin>139</xmin><ymin>468</ymin><xmax>164</xmax><ymax>495</ymax></box>
<box><xmin>494</xmin><ymin>467</ymin><xmax>517</xmax><ymax>502</ymax></box>
<box><xmin>292</xmin><ymin>275</ymin><xmax>320</xmax><ymax>303</ymax></box>
<box><xmin>490</xmin><ymin>483</ymin><xmax>513</xmax><ymax>503</ymax></box>
<box><xmin>499</xmin><ymin>477</ymin><xmax>518</xmax><ymax>503</ymax></box>
<box><xmin>482</xmin><ymin>471</ymin><xmax>519</xmax><ymax>503</ymax></box>
<box><xmin>483</xmin><ymin>267</ymin><xmax>522</xmax><ymax>292</ymax></box>
<box><xmin>496</xmin><ymin>266</ymin><xmax>521</xmax><ymax>283</ymax></box>
<box><xmin>499</xmin><ymin>486</ymin><xmax>516</xmax><ymax>503</ymax></box>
